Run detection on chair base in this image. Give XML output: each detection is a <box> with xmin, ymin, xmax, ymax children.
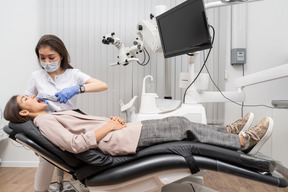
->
<box><xmin>87</xmin><ymin>169</ymin><xmax>216</xmax><ymax>192</ymax></box>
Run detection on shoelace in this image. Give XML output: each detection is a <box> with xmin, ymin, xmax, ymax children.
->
<box><xmin>244</xmin><ymin>125</ymin><xmax>262</xmax><ymax>141</ymax></box>
<box><xmin>228</xmin><ymin>119</ymin><xmax>246</xmax><ymax>133</ymax></box>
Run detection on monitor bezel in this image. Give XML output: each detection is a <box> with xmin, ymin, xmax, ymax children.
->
<box><xmin>156</xmin><ymin>0</ymin><xmax>212</xmax><ymax>58</ymax></box>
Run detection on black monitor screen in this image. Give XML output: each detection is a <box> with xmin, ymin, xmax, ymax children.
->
<box><xmin>156</xmin><ymin>0</ymin><xmax>212</xmax><ymax>58</ymax></box>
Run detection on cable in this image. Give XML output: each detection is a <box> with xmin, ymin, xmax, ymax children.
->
<box><xmin>142</xmin><ymin>48</ymin><xmax>151</xmax><ymax>66</ymax></box>
<box><xmin>203</xmin><ymin>53</ymin><xmax>279</xmax><ymax>109</ymax></box>
<box><xmin>205</xmin><ymin>69</ymin><xmax>282</xmax><ymax>110</ymax></box>
<box><xmin>137</xmin><ymin>47</ymin><xmax>150</xmax><ymax>66</ymax></box>
<box><xmin>190</xmin><ymin>183</ymin><xmax>196</xmax><ymax>192</ymax></box>
<box><xmin>182</xmin><ymin>25</ymin><xmax>215</xmax><ymax>103</ymax></box>
<box><xmin>186</xmin><ymin>24</ymin><xmax>283</xmax><ymax>111</ymax></box>
<box><xmin>202</xmin><ymin>47</ymin><xmax>284</xmax><ymax>110</ymax></box>
<box><xmin>135</xmin><ymin>24</ymin><xmax>285</xmax><ymax>110</ymax></box>
<box><xmin>241</xmin><ymin>64</ymin><xmax>245</xmax><ymax>117</ymax></box>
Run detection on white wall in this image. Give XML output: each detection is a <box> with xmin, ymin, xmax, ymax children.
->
<box><xmin>224</xmin><ymin>0</ymin><xmax>288</xmax><ymax>157</ymax></box>
<box><xmin>0</xmin><ymin>0</ymin><xmax>41</xmax><ymax>166</ymax></box>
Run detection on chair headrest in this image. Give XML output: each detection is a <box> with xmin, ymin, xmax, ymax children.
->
<box><xmin>8</xmin><ymin>121</ymin><xmax>34</xmax><ymax>134</ymax></box>
<box><xmin>8</xmin><ymin>121</ymin><xmax>84</xmax><ymax>168</ymax></box>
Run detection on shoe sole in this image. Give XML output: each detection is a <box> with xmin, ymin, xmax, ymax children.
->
<box><xmin>248</xmin><ymin>117</ymin><xmax>274</xmax><ymax>155</ymax></box>
<box><xmin>240</xmin><ymin>112</ymin><xmax>254</xmax><ymax>134</ymax></box>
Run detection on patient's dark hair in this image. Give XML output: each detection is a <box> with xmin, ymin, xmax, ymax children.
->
<box><xmin>35</xmin><ymin>34</ymin><xmax>73</xmax><ymax>70</ymax></box>
<box><xmin>4</xmin><ymin>95</ymin><xmax>30</xmax><ymax>123</ymax></box>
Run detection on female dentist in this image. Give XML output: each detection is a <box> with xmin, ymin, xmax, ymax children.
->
<box><xmin>25</xmin><ymin>34</ymin><xmax>108</xmax><ymax>192</ymax></box>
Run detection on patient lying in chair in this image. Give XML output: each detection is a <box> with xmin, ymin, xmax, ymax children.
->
<box><xmin>4</xmin><ymin>95</ymin><xmax>273</xmax><ymax>156</ymax></box>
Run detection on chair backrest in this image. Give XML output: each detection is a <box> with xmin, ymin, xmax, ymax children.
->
<box><xmin>5</xmin><ymin>121</ymin><xmax>113</xmax><ymax>170</ymax></box>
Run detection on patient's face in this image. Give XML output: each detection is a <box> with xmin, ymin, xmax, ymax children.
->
<box><xmin>17</xmin><ymin>95</ymin><xmax>47</xmax><ymax>113</ymax></box>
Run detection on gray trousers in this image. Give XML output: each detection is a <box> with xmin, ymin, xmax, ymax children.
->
<box><xmin>138</xmin><ymin>116</ymin><xmax>240</xmax><ymax>150</ymax></box>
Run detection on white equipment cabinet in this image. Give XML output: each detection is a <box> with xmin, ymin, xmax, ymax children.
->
<box><xmin>272</xmin><ymin>109</ymin><xmax>288</xmax><ymax>168</ymax></box>
<box><xmin>132</xmin><ymin>103</ymin><xmax>207</xmax><ymax>125</ymax></box>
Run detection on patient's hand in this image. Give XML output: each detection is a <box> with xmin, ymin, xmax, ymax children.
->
<box><xmin>95</xmin><ymin>119</ymin><xmax>127</xmax><ymax>142</ymax></box>
<box><xmin>110</xmin><ymin>116</ymin><xmax>126</xmax><ymax>125</ymax></box>
<box><xmin>108</xmin><ymin>119</ymin><xmax>127</xmax><ymax>131</ymax></box>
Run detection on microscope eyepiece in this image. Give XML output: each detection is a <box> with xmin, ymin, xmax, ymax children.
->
<box><xmin>107</xmin><ymin>37</ymin><xmax>114</xmax><ymax>43</ymax></box>
<box><xmin>102</xmin><ymin>39</ymin><xmax>109</xmax><ymax>44</ymax></box>
<box><xmin>102</xmin><ymin>36</ymin><xmax>115</xmax><ymax>44</ymax></box>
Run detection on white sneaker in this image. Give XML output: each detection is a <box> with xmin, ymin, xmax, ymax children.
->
<box><xmin>227</xmin><ymin>113</ymin><xmax>254</xmax><ymax>134</ymax></box>
<box><xmin>241</xmin><ymin>117</ymin><xmax>274</xmax><ymax>155</ymax></box>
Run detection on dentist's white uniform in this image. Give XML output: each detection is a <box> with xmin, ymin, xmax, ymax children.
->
<box><xmin>25</xmin><ymin>68</ymin><xmax>90</xmax><ymax>191</ymax></box>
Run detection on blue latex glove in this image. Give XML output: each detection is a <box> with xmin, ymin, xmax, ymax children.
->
<box><xmin>37</xmin><ymin>97</ymin><xmax>49</xmax><ymax>104</ymax></box>
<box><xmin>55</xmin><ymin>85</ymin><xmax>79</xmax><ymax>103</ymax></box>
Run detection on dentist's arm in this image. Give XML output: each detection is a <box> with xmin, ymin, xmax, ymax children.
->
<box><xmin>81</xmin><ymin>78</ymin><xmax>108</xmax><ymax>93</ymax></box>
<box><xmin>55</xmin><ymin>78</ymin><xmax>108</xmax><ymax>103</ymax></box>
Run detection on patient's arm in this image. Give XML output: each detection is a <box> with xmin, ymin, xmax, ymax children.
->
<box><xmin>35</xmin><ymin>114</ymin><xmax>126</xmax><ymax>154</ymax></box>
<box><xmin>95</xmin><ymin>120</ymin><xmax>127</xmax><ymax>142</ymax></box>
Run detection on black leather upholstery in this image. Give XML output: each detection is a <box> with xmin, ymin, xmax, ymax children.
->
<box><xmin>3</xmin><ymin>121</ymin><xmax>288</xmax><ymax>188</ymax></box>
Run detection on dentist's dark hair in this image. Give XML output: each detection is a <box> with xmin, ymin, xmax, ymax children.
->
<box><xmin>35</xmin><ymin>34</ymin><xmax>73</xmax><ymax>70</ymax></box>
<box><xmin>4</xmin><ymin>95</ymin><xmax>30</xmax><ymax>123</ymax></box>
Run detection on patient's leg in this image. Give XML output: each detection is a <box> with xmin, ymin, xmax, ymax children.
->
<box><xmin>138</xmin><ymin>116</ymin><xmax>240</xmax><ymax>150</ymax></box>
<box><xmin>189</xmin><ymin>116</ymin><xmax>272</xmax><ymax>152</ymax></box>
<box><xmin>138</xmin><ymin>116</ymin><xmax>272</xmax><ymax>153</ymax></box>
<box><xmin>184</xmin><ymin>119</ymin><xmax>241</xmax><ymax>150</ymax></box>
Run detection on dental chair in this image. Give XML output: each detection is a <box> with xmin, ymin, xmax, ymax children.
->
<box><xmin>3</xmin><ymin>120</ymin><xmax>288</xmax><ymax>192</ymax></box>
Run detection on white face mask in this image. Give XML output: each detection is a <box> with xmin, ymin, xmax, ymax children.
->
<box><xmin>40</xmin><ymin>60</ymin><xmax>60</xmax><ymax>72</ymax></box>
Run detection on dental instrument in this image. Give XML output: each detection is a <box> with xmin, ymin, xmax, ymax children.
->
<box><xmin>40</xmin><ymin>95</ymin><xmax>59</xmax><ymax>102</ymax></box>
